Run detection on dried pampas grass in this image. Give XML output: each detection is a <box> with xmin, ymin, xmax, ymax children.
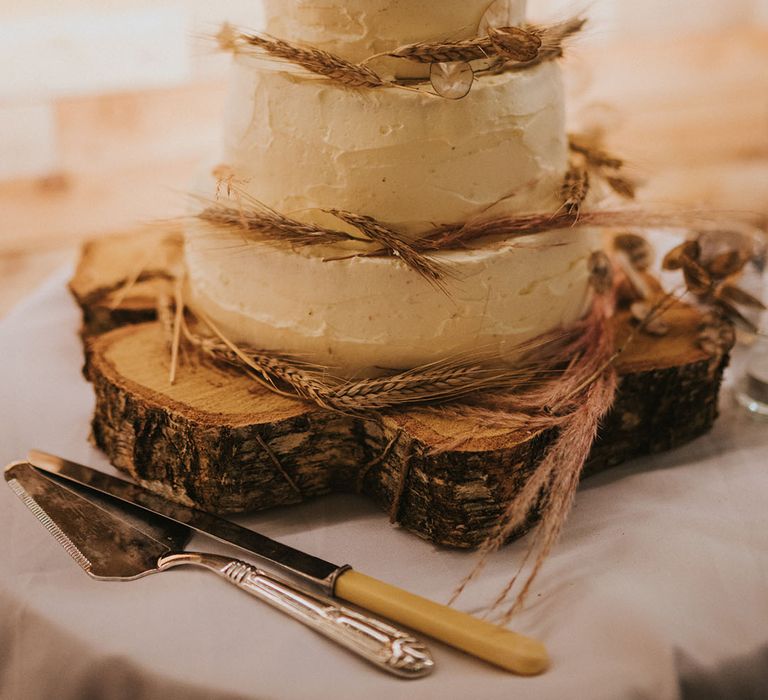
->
<box><xmin>448</xmin><ymin>275</ymin><xmax>619</xmax><ymax>620</ymax></box>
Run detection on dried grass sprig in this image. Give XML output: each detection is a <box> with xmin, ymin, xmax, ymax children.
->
<box><xmin>448</xmin><ymin>286</ymin><xmax>618</xmax><ymax>616</ymax></box>
<box><xmin>169</xmin><ymin>275</ymin><xmax>185</xmax><ymax>385</ymax></box>
<box><xmin>197</xmin><ymin>199</ymin><xmax>361</xmax><ymax>247</ymax></box>
<box><xmin>568</xmin><ymin>133</ymin><xmax>638</xmax><ymax>201</ymax></box>
<box><xmin>413</xmin><ymin>209</ymin><xmax>732</xmax><ymax>253</ymax></box>
<box><xmin>498</xmin><ymin>17</ymin><xmax>587</xmax><ymax>72</ymax></box>
<box><xmin>497</xmin><ymin>367</ymin><xmax>617</xmax><ymax>621</ymax></box>
<box><xmin>606</xmin><ymin>175</ymin><xmax>638</xmax><ymax>200</ymax></box>
<box><xmin>182</xmin><ymin>310</ymin><xmax>326</xmax><ymax>404</ymax></box>
<box><xmin>568</xmin><ymin>136</ymin><xmax>624</xmax><ymax>170</ymax></box>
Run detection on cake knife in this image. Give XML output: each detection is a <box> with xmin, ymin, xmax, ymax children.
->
<box><xmin>27</xmin><ymin>450</ymin><xmax>549</xmax><ymax>675</ymax></box>
<box><xmin>5</xmin><ymin>461</ymin><xmax>434</xmax><ymax>678</ymax></box>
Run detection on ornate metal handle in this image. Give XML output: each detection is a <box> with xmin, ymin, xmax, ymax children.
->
<box><xmin>158</xmin><ymin>552</ymin><xmax>434</xmax><ymax>679</ymax></box>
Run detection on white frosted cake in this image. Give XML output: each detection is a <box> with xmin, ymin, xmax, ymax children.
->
<box><xmin>185</xmin><ymin>0</ymin><xmax>599</xmax><ymax>376</ymax></box>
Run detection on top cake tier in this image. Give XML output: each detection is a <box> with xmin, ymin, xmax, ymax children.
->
<box><xmin>261</xmin><ymin>0</ymin><xmax>528</xmax><ymax>63</ymax></box>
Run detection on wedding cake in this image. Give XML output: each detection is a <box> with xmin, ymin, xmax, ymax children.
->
<box><xmin>185</xmin><ymin>0</ymin><xmax>599</xmax><ymax>377</ymax></box>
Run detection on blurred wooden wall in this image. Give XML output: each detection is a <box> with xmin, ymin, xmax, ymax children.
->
<box><xmin>1</xmin><ymin>1</ymin><xmax>767</xmax><ymax>314</ymax></box>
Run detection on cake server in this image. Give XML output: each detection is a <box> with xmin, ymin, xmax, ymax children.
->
<box><xmin>27</xmin><ymin>450</ymin><xmax>550</xmax><ymax>675</ymax></box>
<box><xmin>5</xmin><ymin>461</ymin><xmax>434</xmax><ymax>679</ymax></box>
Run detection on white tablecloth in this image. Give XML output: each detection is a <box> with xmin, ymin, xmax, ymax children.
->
<box><xmin>1</xmin><ymin>268</ymin><xmax>767</xmax><ymax>700</ymax></box>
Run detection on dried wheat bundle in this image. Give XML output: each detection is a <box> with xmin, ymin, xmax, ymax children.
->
<box><xmin>197</xmin><ymin>199</ymin><xmax>355</xmax><ymax>247</ymax></box>
<box><xmin>413</xmin><ymin>209</ymin><xmax>738</xmax><ymax>252</ymax></box>
<box><xmin>215</xmin><ymin>17</ymin><xmax>585</xmax><ymax>96</ymax></box>
<box><xmin>195</xmin><ymin>192</ymin><xmax>448</xmax><ymax>287</ymax></box>
<box><xmin>180</xmin><ymin>303</ymin><xmax>586</xmax><ymax>414</ymax></box>
<box><xmin>491</xmin><ymin>17</ymin><xmax>587</xmax><ymax>74</ymax></box>
<box><xmin>560</xmin><ymin>161</ymin><xmax>591</xmax><ymax>217</ymax></box>
<box><xmin>327</xmin><ymin>210</ymin><xmax>452</xmax><ymax>290</ymax></box>
<box><xmin>195</xmin><ymin>189</ymin><xmax>754</xmax><ymax>290</ymax></box>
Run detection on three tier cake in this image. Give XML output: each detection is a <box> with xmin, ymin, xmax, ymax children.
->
<box><xmin>185</xmin><ymin>0</ymin><xmax>600</xmax><ymax>377</ymax></box>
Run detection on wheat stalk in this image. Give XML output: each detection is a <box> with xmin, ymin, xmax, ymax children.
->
<box><xmin>568</xmin><ymin>136</ymin><xmax>624</xmax><ymax>170</ymax></box>
<box><xmin>413</xmin><ymin>209</ymin><xmax>746</xmax><ymax>253</ymax></box>
<box><xmin>390</xmin><ymin>26</ymin><xmax>541</xmax><ymax>64</ymax></box>
<box><xmin>216</xmin><ymin>18</ymin><xmax>585</xmax><ymax>94</ymax></box>
<box><xmin>197</xmin><ymin>201</ymin><xmax>357</xmax><ymax>247</ymax></box>
<box><xmin>528</xmin><ymin>17</ymin><xmax>587</xmax><ymax>61</ymax></box>
<box><xmin>176</xmin><ymin>297</ymin><xmax>588</xmax><ymax>414</ymax></box>
<box><xmin>182</xmin><ymin>312</ymin><xmax>327</xmax><ymax>404</ymax></box>
<box><xmin>195</xmin><ymin>196</ymin><xmax>452</xmax><ymax>287</ymax></box>
<box><xmin>198</xmin><ymin>192</ymin><xmax>753</xmax><ymax>274</ymax></box>
<box><xmin>490</xmin><ymin>17</ymin><xmax>586</xmax><ymax>74</ymax></box>
<box><xmin>568</xmin><ymin>133</ymin><xmax>639</xmax><ymax>201</ymax></box>
<box><xmin>560</xmin><ymin>161</ymin><xmax>590</xmax><ymax>217</ymax></box>
<box><xmin>219</xmin><ymin>24</ymin><xmax>386</xmax><ymax>88</ymax></box>
<box><xmin>190</xmin><ymin>329</ymin><xmax>551</xmax><ymax>413</ymax></box>
<box><xmin>327</xmin><ymin>210</ymin><xmax>452</xmax><ymax>290</ymax></box>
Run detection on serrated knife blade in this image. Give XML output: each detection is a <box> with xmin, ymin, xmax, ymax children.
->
<box><xmin>28</xmin><ymin>449</ymin><xmax>345</xmax><ymax>594</ymax></box>
<box><xmin>6</xmin><ymin>462</ymin><xmax>186</xmax><ymax>579</ymax></box>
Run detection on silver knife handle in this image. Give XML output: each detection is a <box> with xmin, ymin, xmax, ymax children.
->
<box><xmin>158</xmin><ymin>552</ymin><xmax>434</xmax><ymax>679</ymax></box>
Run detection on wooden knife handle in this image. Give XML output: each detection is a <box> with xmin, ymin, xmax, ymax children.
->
<box><xmin>335</xmin><ymin>570</ymin><xmax>549</xmax><ymax>675</ymax></box>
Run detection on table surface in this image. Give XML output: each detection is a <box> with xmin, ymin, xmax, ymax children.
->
<box><xmin>1</xmin><ymin>268</ymin><xmax>767</xmax><ymax>700</ymax></box>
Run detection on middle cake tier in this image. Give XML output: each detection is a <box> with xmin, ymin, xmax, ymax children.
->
<box><xmin>220</xmin><ymin>56</ymin><xmax>569</xmax><ymax>233</ymax></box>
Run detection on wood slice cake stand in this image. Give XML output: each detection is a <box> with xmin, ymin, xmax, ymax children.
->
<box><xmin>70</xmin><ymin>230</ymin><xmax>733</xmax><ymax>548</ymax></box>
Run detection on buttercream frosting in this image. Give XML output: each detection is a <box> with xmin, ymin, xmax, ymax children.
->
<box><xmin>261</xmin><ymin>0</ymin><xmax>528</xmax><ymax>63</ymax></box>
<box><xmin>222</xmin><ymin>58</ymin><xmax>568</xmax><ymax>232</ymax></box>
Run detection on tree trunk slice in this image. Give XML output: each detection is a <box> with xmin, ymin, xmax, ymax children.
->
<box><xmin>73</xmin><ymin>231</ymin><xmax>732</xmax><ymax>548</ymax></box>
<box><xmin>70</xmin><ymin>229</ymin><xmax>183</xmax><ymax>337</ymax></box>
